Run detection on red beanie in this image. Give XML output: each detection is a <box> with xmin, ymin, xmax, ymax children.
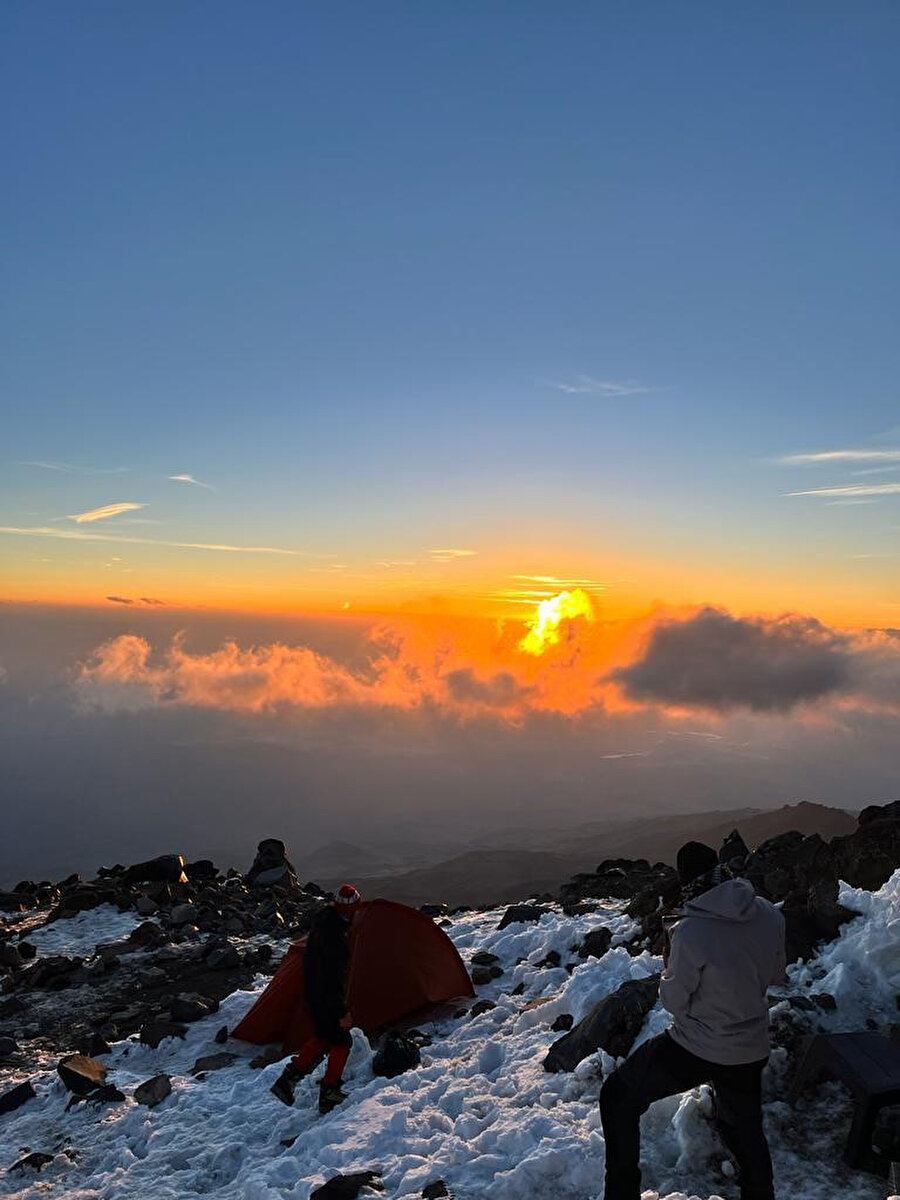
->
<box><xmin>334</xmin><ymin>883</ymin><xmax>361</xmax><ymax>911</ymax></box>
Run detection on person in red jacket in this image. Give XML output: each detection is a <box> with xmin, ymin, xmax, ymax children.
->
<box><xmin>271</xmin><ymin>883</ymin><xmax>361</xmax><ymax>1113</ymax></box>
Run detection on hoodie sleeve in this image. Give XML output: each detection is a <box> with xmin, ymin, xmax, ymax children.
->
<box><xmin>659</xmin><ymin>921</ymin><xmax>703</xmax><ymax>1021</ymax></box>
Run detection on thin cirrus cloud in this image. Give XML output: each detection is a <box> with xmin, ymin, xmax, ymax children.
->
<box><xmin>19</xmin><ymin>460</ymin><xmax>129</xmax><ymax>475</ymax></box>
<box><xmin>169</xmin><ymin>473</ymin><xmax>216</xmax><ymax>491</ymax></box>
<box><xmin>777</xmin><ymin>449</ymin><xmax>900</xmax><ymax>465</ymax></box>
<box><xmin>785</xmin><ymin>484</ymin><xmax>900</xmax><ymax>499</ymax></box>
<box><xmin>67</xmin><ymin>502</ymin><xmax>147</xmax><ymax>524</ymax></box>
<box><xmin>430</xmin><ymin>548</ymin><xmax>477</xmax><ymax>561</ymax></box>
<box><xmin>0</xmin><ymin>525</ymin><xmax>302</xmax><ymax>555</ymax></box>
<box><xmin>545</xmin><ymin>376</ymin><xmax>651</xmax><ymax>397</ymax></box>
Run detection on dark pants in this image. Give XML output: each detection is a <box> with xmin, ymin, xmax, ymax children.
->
<box><xmin>599</xmin><ymin>1032</ymin><xmax>775</xmax><ymax>1200</ymax></box>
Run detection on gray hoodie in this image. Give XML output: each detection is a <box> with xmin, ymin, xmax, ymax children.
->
<box><xmin>659</xmin><ymin>878</ymin><xmax>786</xmax><ymax>1065</ymax></box>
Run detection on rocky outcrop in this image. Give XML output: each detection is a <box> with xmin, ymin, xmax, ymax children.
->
<box><xmin>543</xmin><ymin>975</ymin><xmax>661</xmax><ymax>1071</ymax></box>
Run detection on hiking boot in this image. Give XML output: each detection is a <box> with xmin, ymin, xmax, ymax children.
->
<box><xmin>270</xmin><ymin>1063</ymin><xmax>304</xmax><ymax>1106</ymax></box>
<box><xmin>318</xmin><ymin>1082</ymin><xmax>348</xmax><ymax>1114</ymax></box>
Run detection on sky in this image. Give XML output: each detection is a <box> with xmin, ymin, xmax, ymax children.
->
<box><xmin>1</xmin><ymin>4</ymin><xmax>899</xmax><ymax>881</ymax></box>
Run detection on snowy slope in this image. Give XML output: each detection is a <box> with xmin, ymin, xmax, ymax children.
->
<box><xmin>2</xmin><ymin>881</ymin><xmax>899</xmax><ymax>1200</ymax></box>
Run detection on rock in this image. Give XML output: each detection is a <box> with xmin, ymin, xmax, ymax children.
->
<box><xmin>191</xmin><ymin>1052</ymin><xmax>237</xmax><ymax>1075</ymax></box>
<box><xmin>135</xmin><ymin>896</ymin><xmax>159</xmax><ymax>916</ymax></box>
<box><xmin>184</xmin><ymin>859</ymin><xmax>218</xmax><ymax>880</ymax></box>
<box><xmin>0</xmin><ymin>1080</ymin><xmax>36</xmax><ymax>1114</ymax></box>
<box><xmin>422</xmin><ymin>1183</ymin><xmax>450</xmax><ymax>1199</ymax></box>
<box><xmin>11</xmin><ymin>1152</ymin><xmax>54</xmax><ymax>1172</ymax></box>
<box><xmin>170</xmin><ymin>903</ymin><xmax>199</xmax><ymax>926</ymax></box>
<box><xmin>812</xmin><ymin>992</ymin><xmax>837</xmax><ymax>1011</ymax></box>
<box><xmin>497</xmin><ymin>904</ymin><xmax>551</xmax><ymax>931</ymax></box>
<box><xmin>0</xmin><ymin>942</ymin><xmax>24</xmax><ymax>970</ymax></box>
<box><xmin>578</xmin><ymin>927</ymin><xmax>613</xmax><ymax>960</ymax></box>
<box><xmin>470</xmin><ymin>952</ymin><xmax>500</xmax><ymax>967</ymax></box>
<box><xmin>206</xmin><ymin>944</ymin><xmax>240</xmax><ymax>970</ymax></box>
<box><xmin>137</xmin><ymin>967</ymin><xmax>167</xmax><ymax>987</ymax></box>
<box><xmin>544</xmin><ymin>975</ymin><xmax>661</xmax><ymax>1072</ymax></box>
<box><xmin>0</xmin><ymin>1034</ymin><xmax>20</xmax><ymax>1057</ymax></box>
<box><xmin>17</xmin><ymin>940</ymin><xmax>37</xmax><ymax>960</ymax></box>
<box><xmin>139</xmin><ymin>1019</ymin><xmax>188</xmax><ymax>1048</ymax></box>
<box><xmin>470</xmin><ymin>999</ymin><xmax>497</xmax><ymax>1017</ymax></box>
<box><xmin>79</xmin><ymin>1033</ymin><xmax>112</xmax><ymax>1057</ymax></box>
<box><xmin>134</xmin><ymin>1073</ymin><xmax>172</xmax><ymax>1107</ymax></box>
<box><xmin>535</xmin><ymin>951</ymin><xmax>561</xmax><ymax>969</ymax></box>
<box><xmin>71</xmin><ymin>1082</ymin><xmax>126</xmax><ymax>1107</ymax></box>
<box><xmin>57</xmin><ymin>1053</ymin><xmax>108</xmax><ymax>1095</ymax></box>
<box><xmin>310</xmin><ymin>1170</ymin><xmax>385</xmax><ymax>1198</ymax></box>
<box><xmin>123</xmin><ymin>855</ymin><xmax>187</xmax><ymax>885</ymax></box>
<box><xmin>215</xmin><ymin>1025</ymin><xmax>229</xmax><ymax>1044</ymax></box>
<box><xmin>560</xmin><ymin>859</ymin><xmax>676</xmax><ymax>906</ymax></box>
<box><xmin>170</xmin><ymin>993</ymin><xmax>218</xmax><ymax>1023</ymax></box>
<box><xmin>471</xmin><ymin>966</ymin><xmax>495</xmax><ymax>986</ymax></box>
<box><xmin>129</xmin><ymin>921</ymin><xmax>168</xmax><ymax>949</ymax></box>
<box><xmin>420</xmin><ymin>904</ymin><xmax>449</xmax><ymax>917</ymax></box>
<box><xmin>719</xmin><ymin>829</ymin><xmax>750</xmax><ymax>867</ymax></box>
<box><xmin>372</xmin><ymin>1032</ymin><xmax>421</xmax><ymax>1078</ymax></box>
<box><xmin>250</xmin><ymin>1046</ymin><xmax>283</xmax><ymax>1069</ymax></box>
<box><xmin>511</xmin><ymin>981</ymin><xmax>526</xmax><ymax>996</ymax></box>
<box><xmin>551</xmin><ymin>1013</ymin><xmax>574</xmax><ymax>1032</ymax></box>
<box><xmin>246</xmin><ymin>838</ymin><xmax>299</xmax><ymax>890</ymax></box>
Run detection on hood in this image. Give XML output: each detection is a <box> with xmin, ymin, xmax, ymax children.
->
<box><xmin>681</xmin><ymin>878</ymin><xmax>758</xmax><ymax>923</ymax></box>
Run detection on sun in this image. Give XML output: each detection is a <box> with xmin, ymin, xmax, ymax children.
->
<box><xmin>519</xmin><ymin>589</ymin><xmax>595</xmax><ymax>656</ymax></box>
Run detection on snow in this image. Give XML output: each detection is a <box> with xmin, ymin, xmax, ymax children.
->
<box><xmin>8</xmin><ymin>905</ymin><xmax>140</xmax><ymax>959</ymax></box>
<box><xmin>0</xmin><ymin>890</ymin><xmax>894</xmax><ymax>1199</ymax></box>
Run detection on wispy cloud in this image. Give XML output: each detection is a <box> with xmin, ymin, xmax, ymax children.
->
<box><xmin>169</xmin><ymin>473</ymin><xmax>216</xmax><ymax>491</ymax></box>
<box><xmin>545</xmin><ymin>376</ymin><xmax>652</xmax><ymax>398</ymax></box>
<box><xmin>67</xmin><ymin>502</ymin><xmax>147</xmax><ymax>524</ymax></box>
<box><xmin>19</xmin><ymin>461</ymin><xmax>128</xmax><ymax>475</ymax></box>
<box><xmin>512</xmin><ymin>574</ymin><xmax>606</xmax><ymax>589</ymax></box>
<box><xmin>785</xmin><ymin>484</ymin><xmax>900</xmax><ymax>499</ymax></box>
<box><xmin>777</xmin><ymin>449</ymin><xmax>900</xmax><ymax>466</ymax></box>
<box><xmin>106</xmin><ymin>595</ymin><xmax>134</xmax><ymax>605</ymax></box>
<box><xmin>376</xmin><ymin>560</ymin><xmax>417</xmax><ymax>568</ymax></box>
<box><xmin>0</xmin><ymin>526</ymin><xmax>302</xmax><ymax>555</ymax></box>
<box><xmin>430</xmin><ymin>548</ymin><xmax>477</xmax><ymax>561</ymax></box>
<box><xmin>140</xmin><ymin>597</ymin><xmax>165</xmax><ymax>606</ymax></box>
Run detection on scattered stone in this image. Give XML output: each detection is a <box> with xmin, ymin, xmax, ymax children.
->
<box><xmin>129</xmin><ymin>921</ymin><xmax>168</xmax><ymax>949</ymax></box>
<box><xmin>206</xmin><ymin>944</ymin><xmax>240</xmax><ymax>970</ymax></box>
<box><xmin>470</xmin><ymin>999</ymin><xmax>497</xmax><ymax>1017</ymax></box>
<box><xmin>134</xmin><ymin>1073</ymin><xmax>172</xmax><ymax>1107</ymax></box>
<box><xmin>551</xmin><ymin>1013</ymin><xmax>574</xmax><ymax>1032</ymax></box>
<box><xmin>0</xmin><ymin>1080</ymin><xmax>36</xmax><ymax>1114</ymax></box>
<box><xmin>511</xmin><ymin>982</ymin><xmax>526</xmax><ymax>996</ymax></box>
<box><xmin>137</xmin><ymin>967</ymin><xmax>167</xmax><ymax>987</ymax></box>
<box><xmin>578</xmin><ymin>927</ymin><xmax>613</xmax><ymax>960</ymax></box>
<box><xmin>139</xmin><ymin>1019</ymin><xmax>187</xmax><ymax>1049</ymax></box>
<box><xmin>250</xmin><ymin>1046</ymin><xmax>283</xmax><ymax>1069</ymax></box>
<box><xmin>471</xmin><ymin>966</ymin><xmax>495</xmax><ymax>986</ymax></box>
<box><xmin>812</xmin><ymin>992</ymin><xmax>837</xmax><ymax>1011</ymax></box>
<box><xmin>422</xmin><ymin>1183</ymin><xmax>450</xmax><ymax>1199</ymax></box>
<box><xmin>470</xmin><ymin>952</ymin><xmax>500</xmax><ymax>967</ymax></box>
<box><xmin>246</xmin><ymin>839</ymin><xmax>299</xmax><ymax>890</ymax></box>
<box><xmin>80</xmin><ymin>1033</ymin><xmax>112</xmax><ymax>1057</ymax></box>
<box><xmin>11</xmin><ymin>1152</ymin><xmax>54</xmax><ymax>1172</ymax></box>
<box><xmin>372</xmin><ymin>1032</ymin><xmax>421</xmax><ymax>1078</ymax></box>
<box><xmin>57</xmin><ymin>1053</ymin><xmax>107</xmax><ymax>1095</ymax></box>
<box><xmin>191</xmin><ymin>1052</ymin><xmax>237</xmax><ymax>1075</ymax></box>
<box><xmin>170</xmin><ymin>903</ymin><xmax>199</xmax><ymax>926</ymax></box>
<box><xmin>0</xmin><ymin>1034</ymin><xmax>20</xmax><ymax>1057</ymax></box>
<box><xmin>535</xmin><ymin>950</ymin><xmax>561</xmax><ymax>969</ymax></box>
<box><xmin>310</xmin><ymin>1170</ymin><xmax>385</xmax><ymax>1198</ymax></box>
<box><xmin>123</xmin><ymin>855</ymin><xmax>187</xmax><ymax>885</ymax></box>
<box><xmin>544</xmin><ymin>975</ymin><xmax>661</xmax><ymax>1072</ymax></box>
<box><xmin>170</xmin><ymin>992</ymin><xmax>218</xmax><ymax>1023</ymax></box>
<box><xmin>215</xmin><ymin>1025</ymin><xmax>229</xmax><ymax>1044</ymax></box>
<box><xmin>497</xmin><ymin>904</ymin><xmax>551</xmax><ymax>931</ymax></box>
<box><xmin>17</xmin><ymin>940</ymin><xmax>37</xmax><ymax>960</ymax></box>
<box><xmin>135</xmin><ymin>895</ymin><xmax>159</xmax><ymax>916</ymax></box>
<box><xmin>0</xmin><ymin>942</ymin><xmax>24</xmax><ymax>970</ymax></box>
<box><xmin>68</xmin><ymin>1082</ymin><xmax>126</xmax><ymax>1107</ymax></box>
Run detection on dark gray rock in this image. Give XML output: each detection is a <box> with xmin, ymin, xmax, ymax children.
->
<box><xmin>422</xmin><ymin>1183</ymin><xmax>450</xmax><ymax>1199</ymax></box>
<box><xmin>12</xmin><ymin>1152</ymin><xmax>54</xmax><ymax>1172</ymax></box>
<box><xmin>0</xmin><ymin>1080</ymin><xmax>36</xmax><ymax>1114</ymax></box>
<box><xmin>544</xmin><ymin>975</ymin><xmax>661</xmax><ymax>1072</ymax></box>
<box><xmin>170</xmin><ymin>992</ymin><xmax>218</xmax><ymax>1023</ymax></box>
<box><xmin>551</xmin><ymin>1013</ymin><xmax>574</xmax><ymax>1032</ymax></box>
<box><xmin>310</xmin><ymin>1170</ymin><xmax>384</xmax><ymax>1198</ymax></box>
<box><xmin>470</xmin><ymin>999</ymin><xmax>497</xmax><ymax>1017</ymax></box>
<box><xmin>57</xmin><ymin>1053</ymin><xmax>107</xmax><ymax>1095</ymax></box>
<box><xmin>470</xmin><ymin>952</ymin><xmax>500</xmax><ymax>967</ymax></box>
<box><xmin>497</xmin><ymin>904</ymin><xmax>551</xmax><ymax>931</ymax></box>
<box><xmin>139</xmin><ymin>1019</ymin><xmax>188</xmax><ymax>1048</ymax></box>
<box><xmin>191</xmin><ymin>1052</ymin><xmax>237</xmax><ymax>1075</ymax></box>
<box><xmin>578</xmin><ymin>927</ymin><xmax>613</xmax><ymax>959</ymax></box>
<box><xmin>134</xmin><ymin>1073</ymin><xmax>172</xmax><ymax>1107</ymax></box>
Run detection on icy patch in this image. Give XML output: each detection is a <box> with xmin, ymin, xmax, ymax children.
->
<box><xmin>12</xmin><ymin>905</ymin><xmax>140</xmax><ymax>958</ymax></box>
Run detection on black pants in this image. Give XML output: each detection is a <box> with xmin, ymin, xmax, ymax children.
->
<box><xmin>599</xmin><ymin>1032</ymin><xmax>775</xmax><ymax>1200</ymax></box>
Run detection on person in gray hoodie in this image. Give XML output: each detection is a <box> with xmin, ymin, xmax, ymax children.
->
<box><xmin>599</xmin><ymin>841</ymin><xmax>786</xmax><ymax>1200</ymax></box>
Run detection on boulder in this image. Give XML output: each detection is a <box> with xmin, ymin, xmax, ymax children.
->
<box><xmin>470</xmin><ymin>999</ymin><xmax>497</xmax><ymax>1017</ymax></box>
<box><xmin>719</xmin><ymin>829</ymin><xmax>750</xmax><ymax>867</ymax></box>
<box><xmin>17</xmin><ymin>940</ymin><xmax>37</xmax><ymax>960</ymax></box>
<box><xmin>215</xmin><ymin>1025</ymin><xmax>229</xmax><ymax>1044</ymax></box>
<box><xmin>134</xmin><ymin>1073</ymin><xmax>172</xmax><ymax>1107</ymax></box>
<box><xmin>422</xmin><ymin>1184</ymin><xmax>449</xmax><ymax>1199</ymax></box>
<box><xmin>0</xmin><ymin>942</ymin><xmax>24</xmax><ymax>970</ymax></box>
<box><xmin>497</xmin><ymin>904</ymin><xmax>551</xmax><ymax>931</ymax></box>
<box><xmin>139</xmin><ymin>1019</ymin><xmax>188</xmax><ymax>1048</ymax></box>
<box><xmin>57</xmin><ymin>1053</ymin><xmax>107</xmax><ymax>1095</ymax></box>
<box><xmin>191</xmin><ymin>1052</ymin><xmax>237</xmax><ymax>1075</ymax></box>
<box><xmin>135</xmin><ymin>896</ymin><xmax>159</xmax><ymax>916</ymax></box>
<box><xmin>0</xmin><ymin>1080</ymin><xmax>36</xmax><ymax>1114</ymax></box>
<box><xmin>311</xmin><ymin>1171</ymin><xmax>384</xmax><ymax>1199</ymax></box>
<box><xmin>551</xmin><ymin>1013</ymin><xmax>574</xmax><ymax>1032</ymax></box>
<box><xmin>544</xmin><ymin>975</ymin><xmax>661</xmax><ymax>1072</ymax></box>
<box><xmin>170</xmin><ymin>992</ymin><xmax>218</xmax><ymax>1023</ymax></box>
<box><xmin>470</xmin><ymin>952</ymin><xmax>500</xmax><ymax>967</ymax></box>
<box><xmin>246</xmin><ymin>838</ymin><xmax>298</xmax><ymax>890</ymax></box>
<box><xmin>372</xmin><ymin>1032</ymin><xmax>422</xmax><ymax>1078</ymax></box>
<box><xmin>578</xmin><ymin>927</ymin><xmax>613</xmax><ymax>960</ymax></box>
<box><xmin>169</xmin><ymin>903</ymin><xmax>198</xmax><ymax>926</ymax></box>
<box><xmin>0</xmin><ymin>1035</ymin><xmax>20</xmax><ymax>1057</ymax></box>
<box><xmin>129</xmin><ymin>921</ymin><xmax>169</xmax><ymax>949</ymax></box>
<box><xmin>123</xmin><ymin>855</ymin><xmax>187</xmax><ymax>885</ymax></box>
<box><xmin>11</xmin><ymin>1152</ymin><xmax>54</xmax><ymax>1172</ymax></box>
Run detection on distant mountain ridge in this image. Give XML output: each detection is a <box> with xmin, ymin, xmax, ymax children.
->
<box><xmin>324</xmin><ymin>802</ymin><xmax>857</xmax><ymax>907</ymax></box>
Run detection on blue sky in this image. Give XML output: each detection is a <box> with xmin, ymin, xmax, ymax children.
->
<box><xmin>2</xmin><ymin>2</ymin><xmax>899</xmax><ymax>616</ymax></box>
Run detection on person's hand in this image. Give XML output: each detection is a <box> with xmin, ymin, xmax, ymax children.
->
<box><xmin>339</xmin><ymin>1013</ymin><xmax>353</xmax><ymax>1030</ymax></box>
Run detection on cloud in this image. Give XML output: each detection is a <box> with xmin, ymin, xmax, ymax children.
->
<box><xmin>19</xmin><ymin>461</ymin><xmax>128</xmax><ymax>475</ymax></box>
<box><xmin>430</xmin><ymin>548</ymin><xmax>477</xmax><ymax>561</ymax></box>
<box><xmin>0</xmin><ymin>526</ymin><xmax>302</xmax><ymax>556</ymax></box>
<box><xmin>106</xmin><ymin>596</ymin><xmax>134</xmax><ymax>606</ymax></box>
<box><xmin>777</xmin><ymin>449</ymin><xmax>900</xmax><ymax>465</ymax></box>
<box><xmin>67</xmin><ymin>502</ymin><xmax>147</xmax><ymax>524</ymax></box>
<box><xmin>169</xmin><ymin>473</ymin><xmax>215</xmax><ymax>491</ymax></box>
<box><xmin>546</xmin><ymin>376</ymin><xmax>651</xmax><ymax>398</ymax></box>
<box><xmin>443</xmin><ymin>668</ymin><xmax>532</xmax><ymax>709</ymax></box>
<box><xmin>140</xmin><ymin>598</ymin><xmax>165</xmax><ymax>606</ymax></box>
<box><xmin>611</xmin><ymin>607</ymin><xmax>900</xmax><ymax>714</ymax></box>
<box><xmin>785</xmin><ymin>484</ymin><xmax>900</xmax><ymax>499</ymax></box>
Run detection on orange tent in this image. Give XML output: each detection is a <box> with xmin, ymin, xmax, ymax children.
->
<box><xmin>232</xmin><ymin>899</ymin><xmax>474</xmax><ymax>1053</ymax></box>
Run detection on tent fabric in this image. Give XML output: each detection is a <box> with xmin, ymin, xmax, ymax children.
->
<box><xmin>232</xmin><ymin>899</ymin><xmax>474</xmax><ymax>1053</ymax></box>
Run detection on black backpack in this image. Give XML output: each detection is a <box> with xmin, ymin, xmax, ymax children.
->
<box><xmin>372</xmin><ymin>1032</ymin><xmax>422</xmax><ymax>1079</ymax></box>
